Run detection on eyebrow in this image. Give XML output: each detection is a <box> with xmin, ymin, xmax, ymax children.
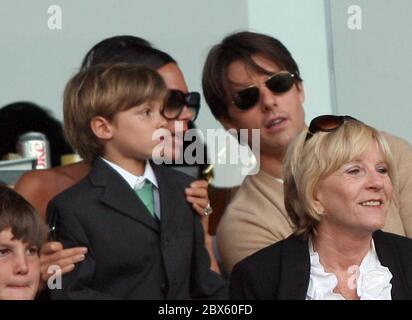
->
<box><xmin>0</xmin><ymin>243</ymin><xmax>14</xmax><ymax>249</ymax></box>
<box><xmin>0</xmin><ymin>238</ymin><xmax>36</xmax><ymax>248</ymax></box>
<box><xmin>227</xmin><ymin>69</ymin><xmax>279</xmax><ymax>90</ymax></box>
<box><xmin>131</xmin><ymin>102</ymin><xmax>155</xmax><ymax>110</ymax></box>
<box><xmin>227</xmin><ymin>78</ymin><xmax>250</xmax><ymax>88</ymax></box>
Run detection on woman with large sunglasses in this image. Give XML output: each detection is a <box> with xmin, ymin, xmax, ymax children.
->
<box><xmin>14</xmin><ymin>36</ymin><xmax>221</xmax><ymax>292</ymax></box>
<box><xmin>230</xmin><ymin>115</ymin><xmax>412</xmax><ymax>300</ymax></box>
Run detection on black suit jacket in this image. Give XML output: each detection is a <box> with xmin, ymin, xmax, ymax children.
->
<box><xmin>230</xmin><ymin>230</ymin><xmax>412</xmax><ymax>300</ymax></box>
<box><xmin>47</xmin><ymin>158</ymin><xmax>227</xmax><ymax>300</ymax></box>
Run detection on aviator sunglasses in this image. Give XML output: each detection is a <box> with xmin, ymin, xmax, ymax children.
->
<box><xmin>232</xmin><ymin>71</ymin><xmax>296</xmax><ymax>110</ymax></box>
<box><xmin>161</xmin><ymin>90</ymin><xmax>200</xmax><ymax>122</ymax></box>
<box><xmin>305</xmin><ymin>115</ymin><xmax>359</xmax><ymax>143</ymax></box>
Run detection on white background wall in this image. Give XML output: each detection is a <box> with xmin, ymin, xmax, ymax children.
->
<box><xmin>1</xmin><ymin>1</ymin><xmax>331</xmax><ymax>186</ymax></box>
<box><xmin>328</xmin><ymin>0</ymin><xmax>412</xmax><ymax>144</ymax></box>
<box><xmin>248</xmin><ymin>0</ymin><xmax>332</xmax><ymax>123</ymax></box>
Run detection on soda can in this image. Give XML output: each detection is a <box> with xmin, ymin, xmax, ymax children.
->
<box><xmin>17</xmin><ymin>132</ymin><xmax>51</xmax><ymax>169</ymax></box>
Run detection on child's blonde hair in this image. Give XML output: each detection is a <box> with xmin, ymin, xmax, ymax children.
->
<box><xmin>63</xmin><ymin>63</ymin><xmax>167</xmax><ymax>161</ymax></box>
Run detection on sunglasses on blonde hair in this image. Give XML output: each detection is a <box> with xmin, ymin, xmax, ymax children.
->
<box><xmin>305</xmin><ymin>115</ymin><xmax>359</xmax><ymax>142</ymax></box>
<box><xmin>232</xmin><ymin>71</ymin><xmax>295</xmax><ymax>110</ymax></box>
<box><xmin>161</xmin><ymin>90</ymin><xmax>200</xmax><ymax>121</ymax></box>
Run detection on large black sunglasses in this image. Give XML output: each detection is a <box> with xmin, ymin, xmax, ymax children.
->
<box><xmin>161</xmin><ymin>90</ymin><xmax>200</xmax><ymax>121</ymax></box>
<box><xmin>232</xmin><ymin>71</ymin><xmax>295</xmax><ymax>110</ymax></box>
<box><xmin>305</xmin><ymin>115</ymin><xmax>359</xmax><ymax>143</ymax></box>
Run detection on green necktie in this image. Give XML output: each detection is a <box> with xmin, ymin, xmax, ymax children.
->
<box><xmin>134</xmin><ymin>180</ymin><xmax>155</xmax><ymax>218</ymax></box>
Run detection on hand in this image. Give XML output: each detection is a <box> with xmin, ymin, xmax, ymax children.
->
<box><xmin>186</xmin><ymin>179</ymin><xmax>213</xmax><ymax>240</ymax></box>
<box><xmin>185</xmin><ymin>179</ymin><xmax>210</xmax><ymax>217</ymax></box>
<box><xmin>185</xmin><ymin>180</ymin><xmax>220</xmax><ymax>273</ymax></box>
<box><xmin>40</xmin><ymin>241</ymin><xmax>87</xmax><ymax>285</ymax></box>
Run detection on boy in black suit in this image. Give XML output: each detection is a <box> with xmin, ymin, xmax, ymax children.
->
<box><xmin>47</xmin><ymin>63</ymin><xmax>227</xmax><ymax>299</ymax></box>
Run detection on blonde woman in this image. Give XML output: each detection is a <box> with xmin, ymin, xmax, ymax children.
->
<box><xmin>230</xmin><ymin>115</ymin><xmax>412</xmax><ymax>300</ymax></box>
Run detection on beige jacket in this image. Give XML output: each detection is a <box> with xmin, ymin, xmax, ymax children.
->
<box><xmin>216</xmin><ymin>133</ymin><xmax>412</xmax><ymax>273</ymax></box>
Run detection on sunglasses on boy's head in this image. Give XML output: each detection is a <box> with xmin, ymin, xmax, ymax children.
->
<box><xmin>161</xmin><ymin>90</ymin><xmax>200</xmax><ymax>122</ymax></box>
<box><xmin>305</xmin><ymin>115</ymin><xmax>359</xmax><ymax>143</ymax></box>
<box><xmin>232</xmin><ymin>71</ymin><xmax>296</xmax><ymax>111</ymax></box>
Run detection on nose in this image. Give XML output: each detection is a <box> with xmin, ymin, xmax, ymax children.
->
<box><xmin>179</xmin><ymin>105</ymin><xmax>194</xmax><ymax>122</ymax></box>
<box><xmin>14</xmin><ymin>253</ymin><xmax>29</xmax><ymax>275</ymax></box>
<box><xmin>166</xmin><ymin>119</ymin><xmax>187</xmax><ymax>136</ymax></box>
<box><xmin>366</xmin><ymin>171</ymin><xmax>385</xmax><ymax>191</ymax></box>
<box><xmin>176</xmin><ymin>106</ymin><xmax>192</xmax><ymax>131</ymax></box>
<box><xmin>259</xmin><ymin>85</ymin><xmax>279</xmax><ymax>112</ymax></box>
<box><xmin>157</xmin><ymin>110</ymin><xmax>168</xmax><ymax>129</ymax></box>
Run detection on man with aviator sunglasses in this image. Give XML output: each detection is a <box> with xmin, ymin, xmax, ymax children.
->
<box><xmin>202</xmin><ymin>31</ymin><xmax>412</xmax><ymax>273</ymax></box>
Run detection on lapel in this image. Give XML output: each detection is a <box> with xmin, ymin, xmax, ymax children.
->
<box><xmin>277</xmin><ymin>235</ymin><xmax>311</xmax><ymax>300</ymax></box>
<box><xmin>373</xmin><ymin>230</ymin><xmax>412</xmax><ymax>299</ymax></box>
<box><xmin>151</xmin><ymin>163</ymin><xmax>181</xmax><ymax>233</ymax></box>
<box><xmin>89</xmin><ymin>158</ymin><xmax>160</xmax><ymax>233</ymax></box>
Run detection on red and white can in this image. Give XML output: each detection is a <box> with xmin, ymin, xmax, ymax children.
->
<box><xmin>17</xmin><ymin>132</ymin><xmax>51</xmax><ymax>169</ymax></box>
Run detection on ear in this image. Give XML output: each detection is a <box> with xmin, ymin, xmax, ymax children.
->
<box><xmin>312</xmin><ymin>188</ymin><xmax>325</xmax><ymax>216</ymax></box>
<box><xmin>90</xmin><ymin>116</ymin><xmax>114</xmax><ymax>141</ymax></box>
<box><xmin>296</xmin><ymin>81</ymin><xmax>305</xmax><ymax>105</ymax></box>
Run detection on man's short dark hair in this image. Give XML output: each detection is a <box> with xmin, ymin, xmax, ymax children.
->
<box><xmin>202</xmin><ymin>31</ymin><xmax>302</xmax><ymax>120</ymax></box>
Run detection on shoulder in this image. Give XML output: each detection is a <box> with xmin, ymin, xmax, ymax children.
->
<box><xmin>229</xmin><ymin>172</ymin><xmax>284</xmax><ymax>207</ymax></box>
<box><xmin>374</xmin><ymin>230</ymin><xmax>412</xmax><ymax>272</ymax></box>
<box><xmin>220</xmin><ymin>174</ymin><xmax>291</xmax><ymax>236</ymax></box>
<box><xmin>14</xmin><ymin>168</ymin><xmax>67</xmax><ymax>206</ymax></box>
<box><xmin>382</xmin><ymin>131</ymin><xmax>411</xmax><ymax>145</ymax></box>
<box><xmin>15</xmin><ymin>162</ymin><xmax>89</xmax><ymax>196</ymax></box>
<box><xmin>232</xmin><ymin>235</ymin><xmax>301</xmax><ymax>279</ymax></box>
<box><xmin>48</xmin><ymin>174</ymin><xmax>91</xmax><ymax>207</ymax></box>
<box><xmin>381</xmin><ymin>132</ymin><xmax>412</xmax><ymax>155</ymax></box>
<box><xmin>380</xmin><ymin>132</ymin><xmax>412</xmax><ymax>186</ymax></box>
<box><xmin>225</xmin><ymin>177</ymin><xmax>256</xmax><ymax>212</ymax></box>
<box><xmin>230</xmin><ymin>236</ymin><xmax>295</xmax><ymax>297</ymax></box>
<box><xmin>154</xmin><ymin>163</ymin><xmax>195</xmax><ymax>186</ymax></box>
<box><xmin>15</xmin><ymin>168</ymin><xmax>58</xmax><ymax>189</ymax></box>
<box><xmin>230</xmin><ymin>241</ymin><xmax>282</xmax><ymax>288</ymax></box>
<box><xmin>376</xmin><ymin>230</ymin><xmax>412</xmax><ymax>250</ymax></box>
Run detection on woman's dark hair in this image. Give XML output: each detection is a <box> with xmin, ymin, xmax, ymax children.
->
<box><xmin>0</xmin><ymin>101</ymin><xmax>73</xmax><ymax>166</ymax></box>
<box><xmin>81</xmin><ymin>35</ymin><xmax>175</xmax><ymax>71</ymax></box>
<box><xmin>0</xmin><ymin>186</ymin><xmax>47</xmax><ymax>250</ymax></box>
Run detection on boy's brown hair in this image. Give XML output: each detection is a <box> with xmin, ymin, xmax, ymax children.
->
<box><xmin>0</xmin><ymin>186</ymin><xmax>47</xmax><ymax>250</ymax></box>
<box><xmin>63</xmin><ymin>63</ymin><xmax>167</xmax><ymax>161</ymax></box>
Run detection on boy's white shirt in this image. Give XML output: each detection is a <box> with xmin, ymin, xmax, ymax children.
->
<box><xmin>101</xmin><ymin>157</ymin><xmax>161</xmax><ymax>218</ymax></box>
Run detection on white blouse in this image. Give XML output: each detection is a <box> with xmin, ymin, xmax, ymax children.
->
<box><xmin>306</xmin><ymin>239</ymin><xmax>393</xmax><ymax>300</ymax></box>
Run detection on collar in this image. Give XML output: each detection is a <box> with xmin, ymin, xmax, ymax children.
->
<box><xmin>307</xmin><ymin>238</ymin><xmax>393</xmax><ymax>300</ymax></box>
<box><xmin>256</xmin><ymin>169</ymin><xmax>283</xmax><ymax>184</ymax></box>
<box><xmin>101</xmin><ymin>157</ymin><xmax>158</xmax><ymax>189</ymax></box>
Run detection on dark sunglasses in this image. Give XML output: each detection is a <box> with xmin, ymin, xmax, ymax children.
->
<box><xmin>232</xmin><ymin>71</ymin><xmax>295</xmax><ymax>110</ymax></box>
<box><xmin>305</xmin><ymin>115</ymin><xmax>359</xmax><ymax>142</ymax></box>
<box><xmin>162</xmin><ymin>90</ymin><xmax>200</xmax><ymax>121</ymax></box>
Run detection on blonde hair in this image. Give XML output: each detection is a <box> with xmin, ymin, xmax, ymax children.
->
<box><xmin>63</xmin><ymin>63</ymin><xmax>167</xmax><ymax>161</ymax></box>
<box><xmin>283</xmin><ymin>119</ymin><xmax>396</xmax><ymax>238</ymax></box>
